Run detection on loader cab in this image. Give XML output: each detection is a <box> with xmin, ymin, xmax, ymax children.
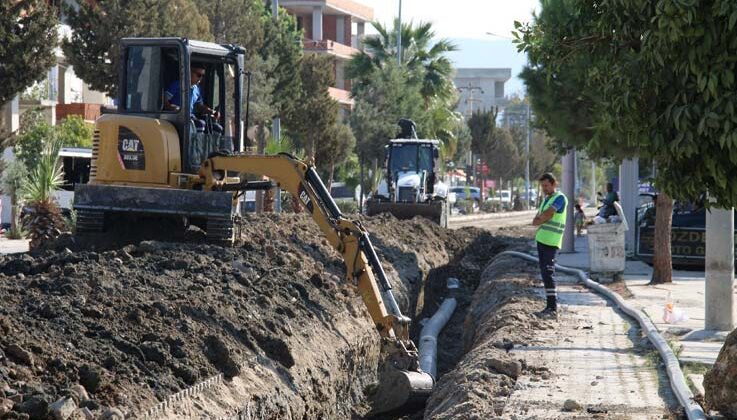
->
<box><xmin>385</xmin><ymin>139</ymin><xmax>440</xmax><ymax>195</ymax></box>
<box><xmin>118</xmin><ymin>37</ymin><xmax>246</xmax><ymax>174</ymax></box>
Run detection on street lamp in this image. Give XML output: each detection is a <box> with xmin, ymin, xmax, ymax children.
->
<box><xmin>397</xmin><ymin>0</ymin><xmax>403</xmax><ymax>65</ymax></box>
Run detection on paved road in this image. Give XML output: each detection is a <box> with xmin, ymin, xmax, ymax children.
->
<box><xmin>448</xmin><ymin>210</ymin><xmax>537</xmax><ymax>230</ymax></box>
<box><xmin>502</xmin><ymin>281</ymin><xmax>678</xmax><ymax>419</ymax></box>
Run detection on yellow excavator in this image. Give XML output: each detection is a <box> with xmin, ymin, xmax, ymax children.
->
<box><xmin>73</xmin><ymin>37</ymin><xmax>433</xmax><ymax>413</ymax></box>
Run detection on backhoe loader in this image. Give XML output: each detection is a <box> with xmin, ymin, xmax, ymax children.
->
<box><xmin>73</xmin><ymin>37</ymin><xmax>433</xmax><ymax>413</ymax></box>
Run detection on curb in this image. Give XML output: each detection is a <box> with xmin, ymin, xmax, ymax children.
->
<box><xmin>498</xmin><ymin>251</ymin><xmax>706</xmax><ymax>420</ymax></box>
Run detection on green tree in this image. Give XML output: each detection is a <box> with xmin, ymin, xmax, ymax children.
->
<box><xmin>487</xmin><ymin>127</ymin><xmax>522</xmax><ymax>181</ymax></box>
<box><xmin>63</xmin><ymin>0</ymin><xmax>212</xmax><ymax>97</ymax></box>
<box><xmin>0</xmin><ymin>1</ymin><xmax>58</xmax><ymax>105</ymax></box>
<box><xmin>468</xmin><ymin>108</ymin><xmax>500</xmax><ymax>201</ymax></box>
<box><xmin>512</xmin><ymin>0</ymin><xmax>737</xmax><ymax>283</ymax></box>
<box><xmin>56</xmin><ymin>116</ymin><xmax>94</xmax><ymax>148</ymax></box>
<box><xmin>316</xmin><ymin>123</ymin><xmax>356</xmax><ymax>190</ymax></box>
<box><xmin>289</xmin><ymin>54</ymin><xmax>339</xmax><ymax>162</ymax></box>
<box><xmin>347</xmin><ymin>20</ymin><xmax>458</xmax><ymax>104</ymax></box>
<box><xmin>349</xmin><ymin>62</ymin><xmax>426</xmax><ymax>192</ymax></box>
<box><xmin>347</xmin><ymin>19</ymin><xmax>459</xmax><ymax>166</ymax></box>
<box><xmin>15</xmin><ymin>121</ymin><xmax>54</xmax><ymax>172</ymax></box>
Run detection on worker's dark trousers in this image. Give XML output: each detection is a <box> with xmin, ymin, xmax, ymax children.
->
<box><xmin>537</xmin><ymin>241</ymin><xmax>558</xmax><ymax>310</ymax></box>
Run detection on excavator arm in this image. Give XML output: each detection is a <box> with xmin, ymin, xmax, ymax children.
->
<box><xmin>199</xmin><ymin>153</ymin><xmax>433</xmax><ymax>413</ymax></box>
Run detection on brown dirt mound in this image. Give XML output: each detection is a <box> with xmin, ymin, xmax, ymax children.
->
<box><xmin>0</xmin><ymin>213</ymin><xmax>488</xmax><ymax>419</ymax></box>
<box><xmin>424</xmin><ymin>254</ymin><xmax>549</xmax><ymax>419</ymax></box>
<box><xmin>704</xmin><ymin>329</ymin><xmax>737</xmax><ymax>416</ymax></box>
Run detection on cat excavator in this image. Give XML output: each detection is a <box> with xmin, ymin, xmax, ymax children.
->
<box><xmin>72</xmin><ymin>37</ymin><xmax>433</xmax><ymax>413</ymax></box>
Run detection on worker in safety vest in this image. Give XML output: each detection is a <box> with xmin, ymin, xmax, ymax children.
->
<box><xmin>531</xmin><ymin>173</ymin><xmax>568</xmax><ymax>317</ymax></box>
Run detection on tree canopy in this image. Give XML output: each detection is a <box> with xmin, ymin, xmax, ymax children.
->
<box><xmin>63</xmin><ymin>0</ymin><xmax>213</xmax><ymax>97</ymax></box>
<box><xmin>0</xmin><ymin>0</ymin><xmax>58</xmax><ymax>105</ymax></box>
<box><xmin>515</xmin><ymin>0</ymin><xmax>737</xmax><ymax>207</ymax></box>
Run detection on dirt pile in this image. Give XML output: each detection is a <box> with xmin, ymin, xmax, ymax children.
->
<box><xmin>704</xmin><ymin>329</ymin><xmax>737</xmax><ymax>416</ymax></box>
<box><xmin>0</xmin><ymin>213</ymin><xmax>485</xmax><ymax>419</ymax></box>
<box><xmin>423</xmin><ymin>254</ymin><xmax>550</xmax><ymax>419</ymax></box>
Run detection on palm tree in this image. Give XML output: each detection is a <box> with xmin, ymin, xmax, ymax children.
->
<box><xmin>20</xmin><ymin>135</ymin><xmax>65</xmax><ymax>249</ymax></box>
<box><xmin>347</xmin><ymin>20</ymin><xmax>458</xmax><ymax>105</ymax></box>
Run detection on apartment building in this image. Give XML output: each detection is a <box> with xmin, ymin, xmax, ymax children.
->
<box><xmin>454</xmin><ymin>68</ymin><xmax>512</xmax><ymax>117</ymax></box>
<box><xmin>280</xmin><ymin>0</ymin><xmax>374</xmax><ymax>111</ymax></box>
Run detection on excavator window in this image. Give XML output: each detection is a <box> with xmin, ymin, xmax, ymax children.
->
<box><xmin>124</xmin><ymin>46</ymin><xmax>180</xmax><ymax>113</ymax></box>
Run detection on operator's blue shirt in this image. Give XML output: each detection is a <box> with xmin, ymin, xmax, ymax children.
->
<box><xmin>165</xmin><ymin>80</ymin><xmax>202</xmax><ymax>114</ymax></box>
<box><xmin>543</xmin><ymin>193</ymin><xmax>566</xmax><ymax>213</ymax></box>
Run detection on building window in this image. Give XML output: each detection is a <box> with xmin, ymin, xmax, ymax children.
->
<box><xmin>494</xmin><ymin>81</ymin><xmax>504</xmax><ymax>98</ymax></box>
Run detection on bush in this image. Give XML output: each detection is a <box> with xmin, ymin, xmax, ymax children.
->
<box><xmin>56</xmin><ymin>115</ymin><xmax>93</xmax><ymax>148</ymax></box>
<box><xmin>454</xmin><ymin>199</ymin><xmax>476</xmax><ymax>215</ymax></box>
<box><xmin>481</xmin><ymin>200</ymin><xmax>502</xmax><ymax>213</ymax></box>
<box><xmin>336</xmin><ymin>200</ymin><xmax>359</xmax><ymax>214</ymax></box>
<box><xmin>15</xmin><ymin>121</ymin><xmax>53</xmax><ymax>170</ymax></box>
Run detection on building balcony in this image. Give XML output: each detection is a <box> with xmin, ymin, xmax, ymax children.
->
<box><xmin>303</xmin><ymin>39</ymin><xmax>359</xmax><ymax>60</ymax></box>
<box><xmin>328</xmin><ymin>87</ymin><xmax>354</xmax><ymax>108</ymax></box>
<box><xmin>56</xmin><ymin>103</ymin><xmax>101</xmax><ymax>123</ymax></box>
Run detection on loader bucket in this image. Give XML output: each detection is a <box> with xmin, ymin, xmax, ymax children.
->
<box><xmin>369</xmin><ymin>363</ymin><xmax>434</xmax><ymax>415</ymax></box>
<box><xmin>366</xmin><ymin>200</ymin><xmax>448</xmax><ymax>228</ymax></box>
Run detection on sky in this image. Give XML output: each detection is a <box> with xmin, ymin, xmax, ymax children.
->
<box><xmin>359</xmin><ymin>0</ymin><xmax>540</xmax><ymax>96</ymax></box>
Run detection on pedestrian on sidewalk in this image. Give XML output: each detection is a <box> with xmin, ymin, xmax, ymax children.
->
<box><xmin>574</xmin><ymin>203</ymin><xmax>585</xmax><ymax>236</ymax></box>
<box><xmin>531</xmin><ymin>173</ymin><xmax>568</xmax><ymax>317</ymax></box>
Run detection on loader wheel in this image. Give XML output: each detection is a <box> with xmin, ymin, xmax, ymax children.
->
<box><xmin>206</xmin><ymin>217</ymin><xmax>234</xmax><ymax>245</ymax></box>
<box><xmin>76</xmin><ymin>210</ymin><xmax>105</xmax><ymax>233</ymax></box>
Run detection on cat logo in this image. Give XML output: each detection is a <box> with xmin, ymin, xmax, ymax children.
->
<box><xmin>121</xmin><ymin>138</ymin><xmax>140</xmax><ymax>152</ymax></box>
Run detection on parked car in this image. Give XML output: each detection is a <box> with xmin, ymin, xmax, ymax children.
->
<box><xmin>487</xmin><ymin>189</ymin><xmax>513</xmax><ymax>210</ymax></box>
<box><xmin>449</xmin><ymin>186</ymin><xmax>481</xmax><ymax>203</ymax></box>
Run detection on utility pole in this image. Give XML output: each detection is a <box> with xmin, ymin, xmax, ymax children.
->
<box><xmin>591</xmin><ymin>161</ymin><xmax>596</xmax><ymax>206</ymax></box>
<box><xmin>525</xmin><ymin>103</ymin><xmax>531</xmax><ymax>210</ymax></box>
<box><xmin>561</xmin><ymin>149</ymin><xmax>576</xmax><ymax>253</ymax></box>
<box><xmin>397</xmin><ymin>0</ymin><xmax>402</xmax><ymax>65</ymax></box>
<box><xmin>457</xmin><ymin>83</ymin><xmax>483</xmax><ymax>117</ymax></box>
<box><xmin>706</xmin><ymin>207</ymin><xmax>735</xmax><ymax>330</ymax></box>
<box><xmin>271</xmin><ymin>0</ymin><xmax>282</xmax><ymax>212</ymax></box>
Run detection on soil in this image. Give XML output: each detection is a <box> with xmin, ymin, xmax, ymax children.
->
<box><xmin>0</xmin><ymin>213</ymin><xmax>517</xmax><ymax>420</ymax></box>
<box><xmin>424</xmin><ymin>254</ymin><xmax>548</xmax><ymax>419</ymax></box>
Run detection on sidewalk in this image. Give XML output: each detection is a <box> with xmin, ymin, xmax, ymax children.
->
<box><xmin>557</xmin><ymin>234</ymin><xmax>723</xmax><ymax>393</ymax></box>
<box><xmin>0</xmin><ymin>238</ymin><xmax>29</xmax><ymax>254</ymax></box>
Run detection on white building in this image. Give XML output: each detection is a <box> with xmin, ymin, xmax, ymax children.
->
<box><xmin>454</xmin><ymin>68</ymin><xmax>512</xmax><ymax>117</ymax></box>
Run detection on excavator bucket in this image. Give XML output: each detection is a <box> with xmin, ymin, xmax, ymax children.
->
<box><xmin>369</xmin><ymin>363</ymin><xmax>434</xmax><ymax>415</ymax></box>
<box><xmin>366</xmin><ymin>200</ymin><xmax>448</xmax><ymax>228</ymax></box>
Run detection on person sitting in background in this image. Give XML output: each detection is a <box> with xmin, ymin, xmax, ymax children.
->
<box><xmin>597</xmin><ymin>182</ymin><xmax>619</xmax><ymax>219</ymax></box>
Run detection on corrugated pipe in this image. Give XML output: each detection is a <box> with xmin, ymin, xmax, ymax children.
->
<box><xmin>418</xmin><ymin>278</ymin><xmax>460</xmax><ymax>380</ymax></box>
<box><xmin>498</xmin><ymin>251</ymin><xmax>706</xmax><ymax>420</ymax></box>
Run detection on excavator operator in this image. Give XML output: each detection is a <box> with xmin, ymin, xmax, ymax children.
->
<box><xmin>164</xmin><ymin>64</ymin><xmax>223</xmax><ymax>134</ymax></box>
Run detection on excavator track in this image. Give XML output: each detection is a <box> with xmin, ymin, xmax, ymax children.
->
<box><xmin>206</xmin><ymin>216</ymin><xmax>235</xmax><ymax>244</ymax></box>
<box><xmin>75</xmin><ymin>210</ymin><xmax>105</xmax><ymax>233</ymax></box>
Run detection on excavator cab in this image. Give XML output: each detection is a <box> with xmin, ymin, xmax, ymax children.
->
<box><xmin>118</xmin><ymin>37</ymin><xmax>246</xmax><ymax>173</ymax></box>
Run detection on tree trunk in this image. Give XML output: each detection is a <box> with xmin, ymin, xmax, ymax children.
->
<box><xmin>359</xmin><ymin>157</ymin><xmax>365</xmax><ymax>210</ymax></box>
<box><xmin>10</xmin><ymin>193</ymin><xmax>17</xmax><ymax>233</ymax></box>
<box><xmin>327</xmin><ymin>161</ymin><xmax>335</xmax><ymax>193</ymax></box>
<box><xmin>650</xmin><ymin>192</ymin><xmax>674</xmax><ymax>284</ymax></box>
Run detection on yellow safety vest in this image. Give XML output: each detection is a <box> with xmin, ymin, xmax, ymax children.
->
<box><xmin>535</xmin><ymin>191</ymin><xmax>568</xmax><ymax>249</ymax></box>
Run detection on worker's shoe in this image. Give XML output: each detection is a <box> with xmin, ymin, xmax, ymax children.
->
<box><xmin>535</xmin><ymin>307</ymin><xmax>558</xmax><ymax>319</ymax></box>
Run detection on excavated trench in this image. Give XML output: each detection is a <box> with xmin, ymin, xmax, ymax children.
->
<box><xmin>0</xmin><ymin>214</ymin><xmax>525</xmax><ymax>420</ymax></box>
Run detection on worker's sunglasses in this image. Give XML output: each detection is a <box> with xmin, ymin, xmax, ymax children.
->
<box><xmin>193</xmin><ymin>71</ymin><xmax>205</xmax><ymax>79</ymax></box>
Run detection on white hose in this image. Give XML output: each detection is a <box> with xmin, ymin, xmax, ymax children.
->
<box><xmin>498</xmin><ymin>251</ymin><xmax>706</xmax><ymax>420</ymax></box>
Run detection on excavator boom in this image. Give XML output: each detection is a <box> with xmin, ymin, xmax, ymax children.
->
<box><xmin>201</xmin><ymin>153</ymin><xmax>434</xmax><ymax>412</ymax></box>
